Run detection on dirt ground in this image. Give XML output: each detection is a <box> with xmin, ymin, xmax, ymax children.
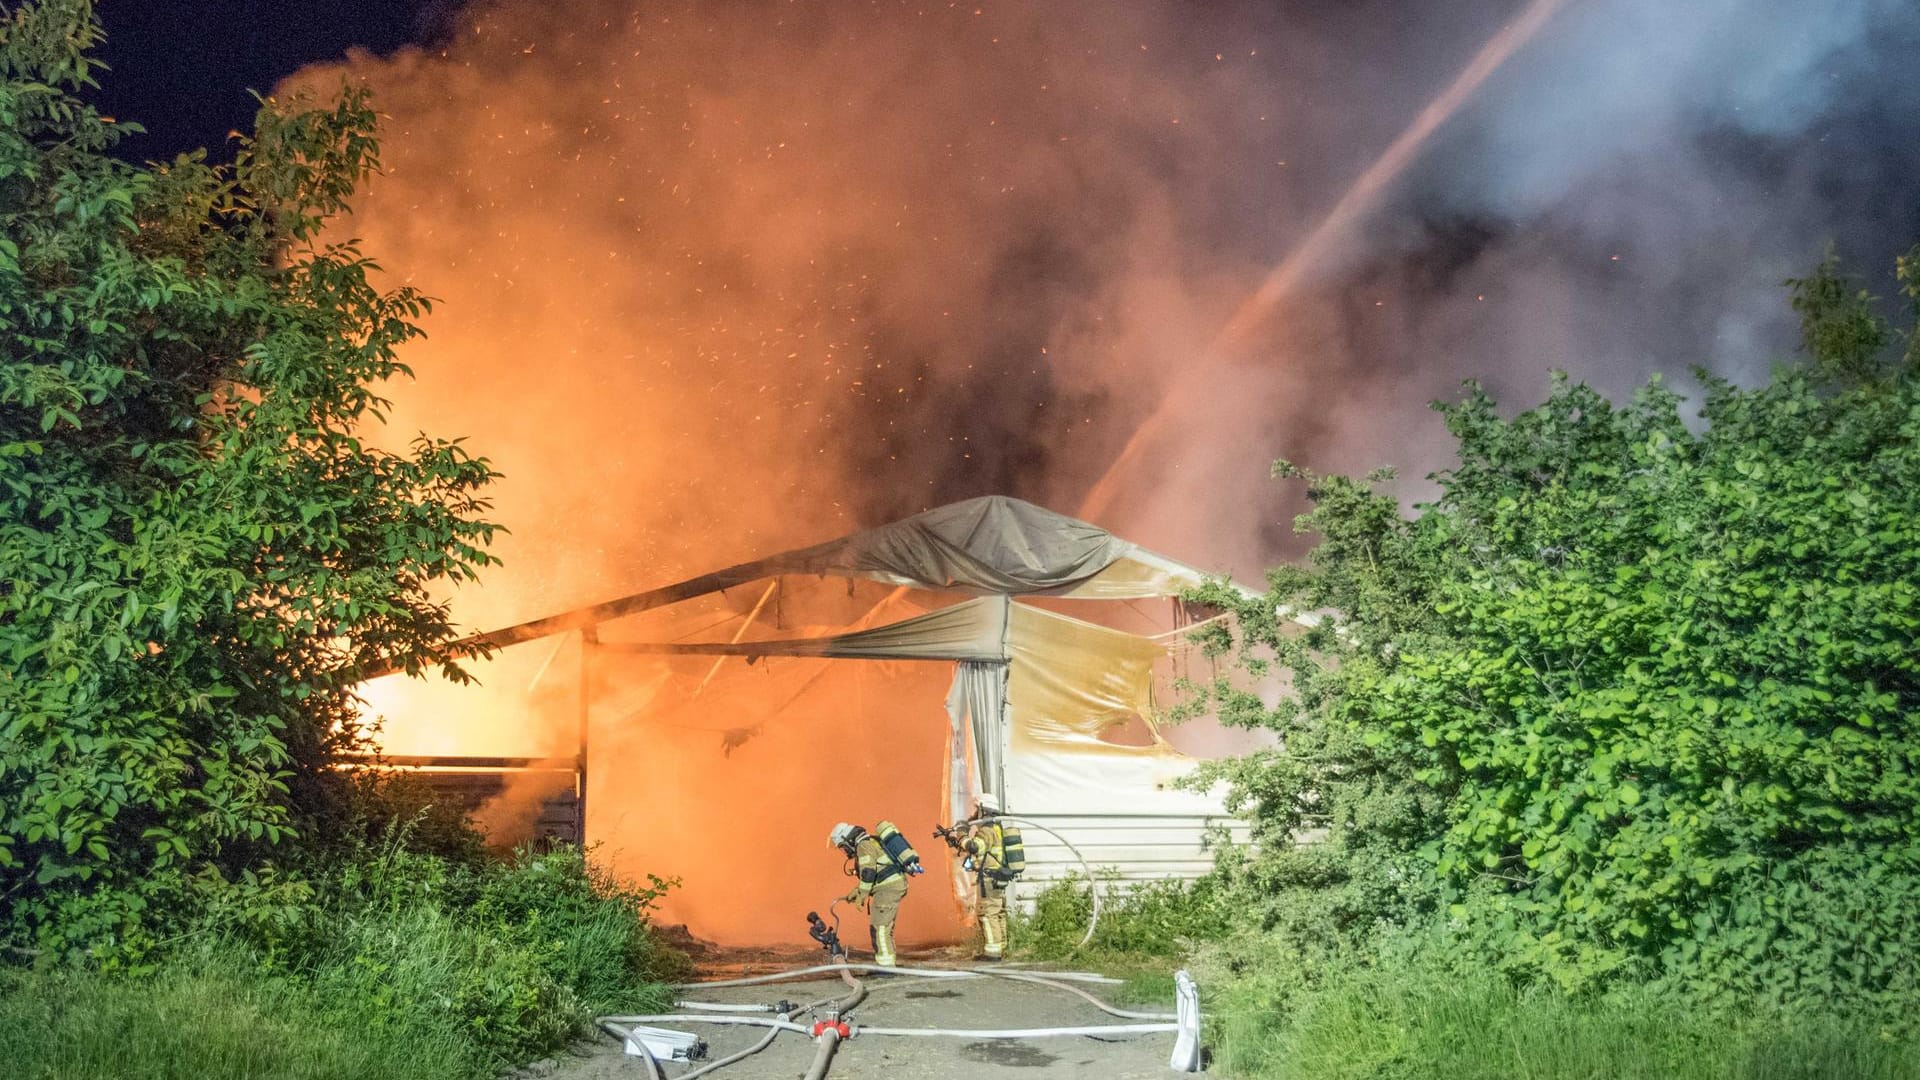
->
<box><xmin>539</xmin><ymin>945</ymin><xmax>1193</xmax><ymax>1079</ymax></box>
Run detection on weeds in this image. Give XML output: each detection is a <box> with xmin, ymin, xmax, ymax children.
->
<box><xmin>1209</xmin><ymin>949</ymin><xmax>1920</xmax><ymax>1080</ymax></box>
<box><xmin>0</xmin><ymin>834</ymin><xmax>683</xmax><ymax>1080</ymax></box>
<box><xmin>1015</xmin><ymin>873</ymin><xmax>1233</xmax><ymax>961</ymax></box>
<box><xmin>1019</xmin><ymin>876</ymin><xmax>1920</xmax><ymax>1079</ymax></box>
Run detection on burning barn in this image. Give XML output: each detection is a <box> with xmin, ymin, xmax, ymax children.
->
<box><xmin>358</xmin><ymin>496</ymin><xmax>1257</xmax><ymax>946</ymax></box>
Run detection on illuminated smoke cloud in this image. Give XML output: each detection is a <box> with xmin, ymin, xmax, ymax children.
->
<box><xmin>292</xmin><ymin>0</ymin><xmax>1918</xmax><ymax>587</ymax></box>
<box><xmin>296</xmin><ymin>1</ymin><xmax>1919</xmax><ymax>935</ymax></box>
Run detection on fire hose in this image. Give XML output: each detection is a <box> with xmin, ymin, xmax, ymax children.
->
<box><xmin>599</xmin><ymin>963</ymin><xmax>1202</xmax><ymax>1076</ymax></box>
<box><xmin>685</xmin><ymin>962</ymin><xmax>1123</xmax><ymax>988</ymax></box>
<box><xmin>802</xmin><ymin>1024</ymin><xmax>841</xmax><ymax>1080</ymax></box>
<box><xmin>681</xmin><ymin>962</ymin><xmax>1175</xmax><ymax>1021</ymax></box>
<box><xmin>606</xmin><ymin>1012</ymin><xmax>1184</xmax><ymax>1039</ymax></box>
<box><xmin>598</xmin><ymin>870</ymin><xmax>1201</xmax><ymax>1078</ymax></box>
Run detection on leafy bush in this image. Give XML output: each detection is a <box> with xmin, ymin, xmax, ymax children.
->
<box><xmin>0</xmin><ymin>837</ymin><xmax>684</xmax><ymax>1078</ymax></box>
<box><xmin>247</xmin><ymin>835</ymin><xmax>683</xmax><ymax>1066</ymax></box>
<box><xmin>1648</xmin><ymin>848</ymin><xmax>1920</xmax><ymax>1018</ymax></box>
<box><xmin>1184</xmin><ymin>248</ymin><xmax>1920</xmax><ymax>1004</ymax></box>
<box><xmin>471</xmin><ymin>846</ymin><xmax>688</xmax><ymax>1014</ymax></box>
<box><xmin>1017</xmin><ymin>874</ymin><xmax>1235</xmax><ymax>963</ymax></box>
<box><xmin>0</xmin><ymin>0</ymin><xmax>499</xmax><ymax>959</ymax></box>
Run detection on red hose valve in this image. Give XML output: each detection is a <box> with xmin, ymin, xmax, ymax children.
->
<box><xmin>812</xmin><ymin>1019</ymin><xmax>851</xmax><ymax>1039</ymax></box>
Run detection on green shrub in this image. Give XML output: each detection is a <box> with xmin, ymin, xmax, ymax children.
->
<box><xmin>312</xmin><ymin>904</ymin><xmax>577</xmax><ymax>1066</ymax></box>
<box><xmin>1183</xmin><ymin>247</ymin><xmax>1920</xmax><ymax>1005</ymax></box>
<box><xmin>1649</xmin><ymin>850</ymin><xmax>1920</xmax><ymax>1017</ymax></box>
<box><xmin>285</xmin><ymin>842</ymin><xmax>682</xmax><ymax>1066</ymax></box>
<box><xmin>0</xmin><ymin>0</ymin><xmax>502</xmax><ymax>962</ymax></box>
<box><xmin>0</xmin><ymin>838</ymin><xmax>685</xmax><ymax>1078</ymax></box>
<box><xmin>1209</xmin><ymin>935</ymin><xmax>1920</xmax><ymax>1080</ymax></box>
<box><xmin>1011</xmin><ymin>874</ymin><xmax>1236</xmax><ymax>1003</ymax></box>
<box><xmin>473</xmin><ymin>846</ymin><xmax>688</xmax><ymax>1013</ymax></box>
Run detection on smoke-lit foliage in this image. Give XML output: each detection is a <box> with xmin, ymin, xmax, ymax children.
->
<box><xmin>0</xmin><ymin>0</ymin><xmax>499</xmax><ymax>958</ymax></box>
<box><xmin>1186</xmin><ymin>249</ymin><xmax>1920</xmax><ymax>1008</ymax></box>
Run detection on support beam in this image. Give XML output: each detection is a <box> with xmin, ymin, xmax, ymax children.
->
<box><xmin>692</xmin><ymin>579</ymin><xmax>778</xmax><ymax>700</ymax></box>
<box><xmin>333</xmin><ymin>753</ymin><xmax>572</xmax><ymax>771</ymax></box>
<box><xmin>577</xmin><ymin>627</ymin><xmax>597</xmax><ymax>845</ymax></box>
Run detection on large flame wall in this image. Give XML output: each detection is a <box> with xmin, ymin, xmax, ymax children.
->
<box><xmin>589</xmin><ymin>652</ymin><xmax>965</xmax><ymax>945</ymax></box>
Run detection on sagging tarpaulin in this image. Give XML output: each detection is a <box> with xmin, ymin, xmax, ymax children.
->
<box><xmin>395</xmin><ymin>496</ymin><xmax>1217</xmax><ymax>672</ymax></box>
<box><xmin>1004</xmin><ymin>603</ymin><xmax>1228</xmax><ymax>819</ymax></box>
<box><xmin>602</xmin><ymin>593</ymin><xmax>1227</xmax><ymax>857</ymax></box>
<box><xmin>596</xmin><ymin>595</ymin><xmax>1010</xmax><ymax>663</ymax></box>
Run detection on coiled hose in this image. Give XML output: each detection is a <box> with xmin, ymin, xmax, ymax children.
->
<box><xmin>975</xmin><ymin>813</ymin><xmax>1104</xmax><ymax>952</ymax></box>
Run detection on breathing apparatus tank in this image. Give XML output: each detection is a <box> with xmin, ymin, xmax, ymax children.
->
<box><xmin>874</xmin><ymin>820</ymin><xmax>924</xmax><ymax>875</ymax></box>
<box><xmin>997</xmin><ymin>824</ymin><xmax>1026</xmax><ymax>878</ymax></box>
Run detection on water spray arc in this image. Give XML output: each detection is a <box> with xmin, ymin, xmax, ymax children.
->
<box><xmin>1077</xmin><ymin>0</ymin><xmax>1571</xmax><ymax>524</ymax></box>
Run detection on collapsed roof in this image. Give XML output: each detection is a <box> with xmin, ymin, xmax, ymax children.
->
<box><xmin>441</xmin><ymin>495</ymin><xmax>1235</xmax><ymax>657</ymax></box>
<box><xmin>361</xmin><ymin>495</ymin><xmax>1259</xmax><ymax>900</ymax></box>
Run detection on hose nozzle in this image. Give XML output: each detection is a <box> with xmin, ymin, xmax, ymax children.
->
<box><xmin>806</xmin><ymin>910</ymin><xmax>844</xmax><ymax>958</ymax></box>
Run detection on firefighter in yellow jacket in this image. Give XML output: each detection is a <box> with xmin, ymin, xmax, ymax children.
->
<box><xmin>958</xmin><ymin>795</ymin><xmax>1011</xmax><ymax>960</ymax></box>
<box><xmin>829</xmin><ymin>821</ymin><xmax>915</xmax><ymax>967</ymax></box>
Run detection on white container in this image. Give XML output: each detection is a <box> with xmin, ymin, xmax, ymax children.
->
<box><xmin>622</xmin><ymin>1025</ymin><xmax>705</xmax><ymax>1062</ymax></box>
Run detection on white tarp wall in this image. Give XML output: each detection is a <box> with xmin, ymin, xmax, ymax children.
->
<box><xmin>996</xmin><ymin>603</ymin><xmax>1249</xmax><ymax>905</ymax></box>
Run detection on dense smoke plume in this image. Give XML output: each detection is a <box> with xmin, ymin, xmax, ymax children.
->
<box><xmin>300</xmin><ymin>0</ymin><xmax>1920</xmax><ymax>939</ymax></box>
<box><xmin>295</xmin><ymin>0</ymin><xmax>1920</xmax><ymax>585</ymax></box>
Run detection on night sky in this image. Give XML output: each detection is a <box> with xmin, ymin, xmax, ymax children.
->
<box><xmin>92</xmin><ymin>1</ymin><xmax>455</xmax><ymax>161</ymax></box>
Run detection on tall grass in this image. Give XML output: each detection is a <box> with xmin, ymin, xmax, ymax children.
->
<box><xmin>0</xmin><ymin>845</ymin><xmax>684</xmax><ymax>1080</ymax></box>
<box><xmin>1198</xmin><ymin>933</ymin><xmax>1920</xmax><ymax>1076</ymax></box>
<box><xmin>1212</xmin><ymin>954</ymin><xmax>1920</xmax><ymax>1080</ymax></box>
<box><xmin>1017</xmin><ymin>876</ymin><xmax>1920</xmax><ymax>1080</ymax></box>
<box><xmin>0</xmin><ymin>957</ymin><xmax>470</xmax><ymax>1080</ymax></box>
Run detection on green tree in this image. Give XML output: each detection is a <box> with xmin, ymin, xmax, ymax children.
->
<box><xmin>1189</xmin><ymin>249</ymin><xmax>1920</xmax><ymax>1004</ymax></box>
<box><xmin>0</xmin><ymin>0</ymin><xmax>499</xmax><ymax>959</ymax></box>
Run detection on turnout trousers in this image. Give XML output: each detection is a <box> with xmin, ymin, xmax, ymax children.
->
<box><xmin>867</xmin><ymin>876</ymin><xmax>908</xmax><ymax>967</ymax></box>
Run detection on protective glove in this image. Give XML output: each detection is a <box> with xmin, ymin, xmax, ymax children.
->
<box><xmin>843</xmin><ymin>890</ymin><xmax>861</xmax><ymax>906</ymax></box>
<box><xmin>907</xmin><ymin>863</ymin><xmax>925</xmax><ymax>876</ymax></box>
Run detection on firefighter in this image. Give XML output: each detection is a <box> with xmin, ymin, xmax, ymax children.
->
<box><xmin>829</xmin><ymin>821</ymin><xmax>911</xmax><ymax>967</ymax></box>
<box><xmin>957</xmin><ymin>794</ymin><xmax>1011</xmax><ymax>960</ymax></box>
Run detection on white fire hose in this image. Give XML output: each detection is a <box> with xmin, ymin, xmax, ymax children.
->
<box><xmin>599</xmin><ymin>961</ymin><xmax>1204</xmax><ymax>1076</ymax></box>
<box><xmin>972</xmin><ymin>813</ymin><xmax>1106</xmax><ymax>952</ymax></box>
<box><xmin>602</xmin><ymin>820</ymin><xmax>1197</xmax><ymax>1078</ymax></box>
